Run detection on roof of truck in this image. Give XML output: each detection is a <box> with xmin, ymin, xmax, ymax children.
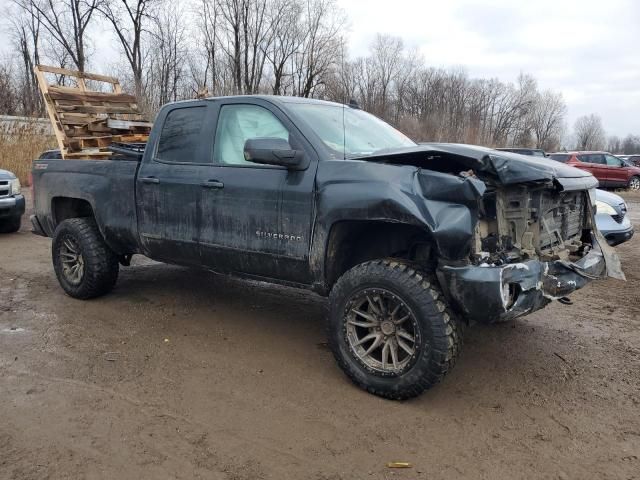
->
<box><xmin>199</xmin><ymin>95</ymin><xmax>347</xmax><ymax>108</ymax></box>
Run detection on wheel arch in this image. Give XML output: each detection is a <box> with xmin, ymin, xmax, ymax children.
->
<box><xmin>51</xmin><ymin>196</ymin><xmax>95</xmax><ymax>227</ymax></box>
<box><xmin>323</xmin><ymin>220</ymin><xmax>436</xmax><ymax>292</ymax></box>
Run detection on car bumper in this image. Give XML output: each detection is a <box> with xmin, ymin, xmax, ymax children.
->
<box><xmin>602</xmin><ymin>227</ymin><xmax>634</xmax><ymax>246</ymax></box>
<box><xmin>0</xmin><ymin>195</ymin><xmax>25</xmax><ymax>218</ymax></box>
<box><xmin>597</xmin><ymin>215</ymin><xmax>634</xmax><ymax>246</ymax></box>
<box><xmin>437</xmin><ymin>246</ymin><xmax>607</xmax><ymax>324</ymax></box>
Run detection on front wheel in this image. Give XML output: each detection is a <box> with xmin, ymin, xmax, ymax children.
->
<box><xmin>327</xmin><ymin>259</ymin><xmax>463</xmax><ymax>400</ymax></box>
<box><xmin>628</xmin><ymin>176</ymin><xmax>640</xmax><ymax>191</ymax></box>
<box><xmin>52</xmin><ymin>218</ymin><xmax>119</xmax><ymax>299</ymax></box>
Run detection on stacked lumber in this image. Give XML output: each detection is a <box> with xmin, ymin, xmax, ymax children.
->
<box><xmin>34</xmin><ymin>65</ymin><xmax>152</xmax><ymax>159</ymax></box>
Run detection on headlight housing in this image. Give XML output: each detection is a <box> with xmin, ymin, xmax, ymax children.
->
<box><xmin>9</xmin><ymin>178</ymin><xmax>21</xmax><ymax>195</ymax></box>
<box><xmin>595</xmin><ymin>200</ymin><xmax>616</xmax><ymax>216</ymax></box>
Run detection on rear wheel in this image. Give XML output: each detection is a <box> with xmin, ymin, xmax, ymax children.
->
<box><xmin>0</xmin><ymin>215</ymin><xmax>21</xmax><ymax>233</ymax></box>
<box><xmin>327</xmin><ymin>259</ymin><xmax>463</xmax><ymax>400</ymax></box>
<box><xmin>628</xmin><ymin>176</ymin><xmax>640</xmax><ymax>191</ymax></box>
<box><xmin>52</xmin><ymin>218</ymin><xmax>119</xmax><ymax>299</ymax></box>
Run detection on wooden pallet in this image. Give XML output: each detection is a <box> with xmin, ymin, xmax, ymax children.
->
<box><xmin>34</xmin><ymin>65</ymin><xmax>152</xmax><ymax>159</ymax></box>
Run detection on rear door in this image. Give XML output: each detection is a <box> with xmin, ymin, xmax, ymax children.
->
<box><xmin>198</xmin><ymin>99</ymin><xmax>318</xmax><ymax>284</ymax></box>
<box><xmin>136</xmin><ymin>102</ymin><xmax>215</xmax><ymax>265</ymax></box>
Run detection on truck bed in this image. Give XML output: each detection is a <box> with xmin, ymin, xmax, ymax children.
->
<box><xmin>32</xmin><ymin>158</ymin><xmax>142</xmax><ymax>255</ymax></box>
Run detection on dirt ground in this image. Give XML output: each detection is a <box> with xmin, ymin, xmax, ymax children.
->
<box><xmin>1</xmin><ymin>192</ymin><xmax>639</xmax><ymax>480</ymax></box>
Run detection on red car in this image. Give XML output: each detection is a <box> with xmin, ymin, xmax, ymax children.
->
<box><xmin>548</xmin><ymin>151</ymin><xmax>640</xmax><ymax>190</ymax></box>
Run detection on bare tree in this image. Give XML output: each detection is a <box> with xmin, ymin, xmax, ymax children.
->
<box><xmin>98</xmin><ymin>0</ymin><xmax>156</xmax><ymax>98</ymax></box>
<box><xmin>574</xmin><ymin>114</ymin><xmax>606</xmax><ymax>150</ymax></box>
<box><xmin>0</xmin><ymin>62</ymin><xmax>19</xmax><ymax>115</ymax></box>
<box><xmin>12</xmin><ymin>0</ymin><xmax>102</xmax><ymax>72</ymax></box>
<box><xmin>530</xmin><ymin>90</ymin><xmax>566</xmax><ymax>150</ymax></box>
<box><xmin>9</xmin><ymin>10</ymin><xmax>43</xmax><ymax>114</ymax></box>
<box><xmin>291</xmin><ymin>0</ymin><xmax>345</xmax><ymax>97</ymax></box>
<box><xmin>369</xmin><ymin>34</ymin><xmax>403</xmax><ymax>117</ymax></box>
<box><xmin>145</xmin><ymin>6</ymin><xmax>189</xmax><ymax>109</ymax></box>
<box><xmin>607</xmin><ymin>135</ymin><xmax>622</xmax><ymax>154</ymax></box>
<box><xmin>622</xmin><ymin>134</ymin><xmax>640</xmax><ymax>154</ymax></box>
<box><xmin>265</xmin><ymin>0</ymin><xmax>302</xmax><ymax>95</ymax></box>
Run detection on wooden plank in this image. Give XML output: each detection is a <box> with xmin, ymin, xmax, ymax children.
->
<box><xmin>48</xmin><ymin>87</ymin><xmax>138</xmax><ymax>104</ymax></box>
<box><xmin>59</xmin><ymin>113</ymin><xmax>106</xmax><ymax>125</ymax></box>
<box><xmin>119</xmin><ymin>134</ymin><xmax>149</xmax><ymax>142</ymax></box>
<box><xmin>56</xmin><ymin>104</ymin><xmax>144</xmax><ymax>115</ymax></box>
<box><xmin>107</xmin><ymin>118</ymin><xmax>153</xmax><ymax>129</ymax></box>
<box><xmin>35</xmin><ymin>65</ymin><xmax>120</xmax><ymax>85</ymax></box>
<box><xmin>52</xmin><ymin>98</ymin><xmax>141</xmax><ymax>110</ymax></box>
<box><xmin>35</xmin><ymin>64</ymin><xmax>151</xmax><ymax>158</ymax></box>
<box><xmin>34</xmin><ymin>67</ymin><xmax>69</xmax><ymax>157</ymax></box>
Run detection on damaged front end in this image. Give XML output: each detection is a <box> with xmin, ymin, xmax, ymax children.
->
<box><xmin>438</xmin><ymin>183</ymin><xmax>622</xmax><ymax>322</ymax></box>
<box><xmin>435</xmin><ymin>157</ymin><xmax>623</xmax><ymax>323</ymax></box>
<box><xmin>361</xmin><ymin>144</ymin><xmax>624</xmax><ymax>323</ymax></box>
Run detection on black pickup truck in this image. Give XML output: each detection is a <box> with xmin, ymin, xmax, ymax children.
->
<box><xmin>31</xmin><ymin>96</ymin><xmax>623</xmax><ymax>399</ymax></box>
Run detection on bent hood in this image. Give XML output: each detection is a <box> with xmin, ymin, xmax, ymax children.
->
<box><xmin>357</xmin><ymin>143</ymin><xmax>598</xmax><ymax>190</ymax></box>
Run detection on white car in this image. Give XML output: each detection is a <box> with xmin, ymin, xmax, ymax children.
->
<box><xmin>595</xmin><ymin>189</ymin><xmax>633</xmax><ymax>246</ymax></box>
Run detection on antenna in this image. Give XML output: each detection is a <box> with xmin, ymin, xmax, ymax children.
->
<box><xmin>342</xmin><ymin>103</ymin><xmax>346</xmax><ymax>160</ymax></box>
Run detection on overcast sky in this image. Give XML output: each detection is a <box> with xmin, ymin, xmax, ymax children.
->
<box><xmin>337</xmin><ymin>0</ymin><xmax>640</xmax><ymax>138</ymax></box>
<box><xmin>1</xmin><ymin>0</ymin><xmax>638</xmax><ymax>137</ymax></box>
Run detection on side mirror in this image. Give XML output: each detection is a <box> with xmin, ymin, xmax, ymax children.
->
<box><xmin>243</xmin><ymin>137</ymin><xmax>305</xmax><ymax>169</ymax></box>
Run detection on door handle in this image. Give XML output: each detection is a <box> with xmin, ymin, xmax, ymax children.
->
<box><xmin>201</xmin><ymin>180</ymin><xmax>224</xmax><ymax>189</ymax></box>
<box><xmin>141</xmin><ymin>176</ymin><xmax>160</xmax><ymax>184</ymax></box>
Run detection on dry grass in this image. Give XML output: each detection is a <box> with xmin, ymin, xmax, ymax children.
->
<box><xmin>0</xmin><ymin>122</ymin><xmax>57</xmax><ymax>185</ymax></box>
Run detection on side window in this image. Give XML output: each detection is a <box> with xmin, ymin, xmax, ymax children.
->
<box><xmin>578</xmin><ymin>154</ymin><xmax>605</xmax><ymax>164</ymax></box>
<box><xmin>605</xmin><ymin>155</ymin><xmax>622</xmax><ymax>167</ymax></box>
<box><xmin>213</xmin><ymin>104</ymin><xmax>290</xmax><ymax>166</ymax></box>
<box><xmin>156</xmin><ymin>106</ymin><xmax>208</xmax><ymax>163</ymax></box>
<box><xmin>549</xmin><ymin>154</ymin><xmax>569</xmax><ymax>162</ymax></box>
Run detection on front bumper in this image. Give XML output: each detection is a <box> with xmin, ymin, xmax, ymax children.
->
<box><xmin>597</xmin><ymin>215</ymin><xmax>634</xmax><ymax>246</ymax></box>
<box><xmin>603</xmin><ymin>226</ymin><xmax>634</xmax><ymax>246</ymax></box>
<box><xmin>0</xmin><ymin>195</ymin><xmax>25</xmax><ymax>218</ymax></box>
<box><xmin>438</xmin><ymin>246</ymin><xmax>607</xmax><ymax>323</ymax></box>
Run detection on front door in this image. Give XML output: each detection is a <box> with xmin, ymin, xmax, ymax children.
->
<box><xmin>198</xmin><ymin>100</ymin><xmax>317</xmax><ymax>284</ymax></box>
<box><xmin>577</xmin><ymin>153</ymin><xmax>607</xmax><ymax>185</ymax></box>
<box><xmin>604</xmin><ymin>154</ymin><xmax>628</xmax><ymax>186</ymax></box>
<box><xmin>136</xmin><ymin>103</ymin><xmax>215</xmax><ymax>265</ymax></box>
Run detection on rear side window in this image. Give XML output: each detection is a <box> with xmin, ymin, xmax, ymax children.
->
<box><xmin>578</xmin><ymin>154</ymin><xmax>605</xmax><ymax>164</ymax></box>
<box><xmin>156</xmin><ymin>106</ymin><xmax>207</xmax><ymax>163</ymax></box>
<box><xmin>549</xmin><ymin>154</ymin><xmax>569</xmax><ymax>162</ymax></box>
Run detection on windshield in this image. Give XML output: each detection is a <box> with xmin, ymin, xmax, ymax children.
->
<box><xmin>288</xmin><ymin>103</ymin><xmax>415</xmax><ymax>158</ymax></box>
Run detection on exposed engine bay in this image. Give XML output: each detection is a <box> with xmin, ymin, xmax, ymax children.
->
<box><xmin>473</xmin><ymin>185</ymin><xmax>593</xmax><ymax>266</ymax></box>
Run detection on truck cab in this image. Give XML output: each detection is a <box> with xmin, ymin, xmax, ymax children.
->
<box><xmin>31</xmin><ymin>95</ymin><xmax>623</xmax><ymax>400</ymax></box>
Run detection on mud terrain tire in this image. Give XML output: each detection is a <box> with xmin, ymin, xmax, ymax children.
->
<box><xmin>52</xmin><ymin>218</ymin><xmax>119</xmax><ymax>299</ymax></box>
<box><xmin>328</xmin><ymin>259</ymin><xmax>463</xmax><ymax>400</ymax></box>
